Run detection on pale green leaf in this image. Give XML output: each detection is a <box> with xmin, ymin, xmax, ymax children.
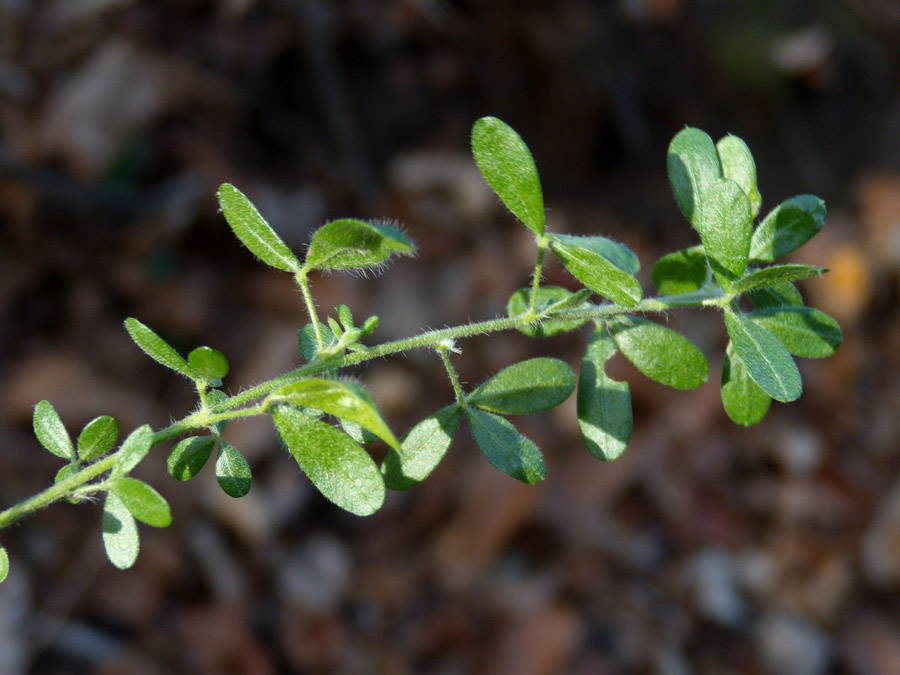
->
<box><xmin>716</xmin><ymin>134</ymin><xmax>762</xmax><ymax>216</ymax></box>
<box><xmin>113</xmin><ymin>477</ymin><xmax>172</xmax><ymax>527</ymax></box>
<box><xmin>111</xmin><ymin>425</ymin><xmax>154</xmax><ymax>479</ymax></box>
<box><xmin>607</xmin><ymin>316</ymin><xmax>708</xmax><ymax>389</ymax></box>
<box><xmin>667</xmin><ymin>127</ymin><xmax>722</xmax><ymax>225</ymax></box>
<box><xmin>124</xmin><ymin>318</ymin><xmax>192</xmax><ymax>377</ymax></box>
<box><xmin>550</xmin><ymin>236</ymin><xmax>642</xmax><ymax>306</ymax></box>
<box><xmin>466</xmin><ymin>408</ymin><xmax>545</xmax><ymax>484</ymax></box>
<box><xmin>721</xmin><ymin>341</ymin><xmax>771</xmax><ymax>426</ymax></box>
<box><xmin>651</xmin><ymin>245</ymin><xmax>709</xmax><ymax>296</ymax></box>
<box><xmin>750</xmin><ymin>307</ymin><xmax>842</xmax><ymax>358</ymax></box>
<box><xmin>577</xmin><ymin>328</ymin><xmax>632</xmax><ymax>461</ymax></box>
<box><xmin>305</xmin><ymin>219</ymin><xmax>415</xmax><ymax>271</ymax></box>
<box><xmin>215</xmin><ymin>440</ymin><xmax>251</xmax><ymax>498</ymax></box>
<box><xmin>468</xmin><ymin>358</ymin><xmax>576</xmax><ymax>414</ymax></box>
<box><xmin>33</xmin><ymin>400</ymin><xmax>74</xmax><ymax>460</ymax></box>
<box><xmin>167</xmin><ymin>436</ymin><xmax>215</xmax><ymax>481</ymax></box>
<box><xmin>102</xmin><ymin>491</ymin><xmax>140</xmax><ymax>570</ymax></box>
<box><xmin>77</xmin><ymin>415</ymin><xmax>120</xmax><ymax>462</ymax></box>
<box><xmin>730</xmin><ymin>264</ymin><xmax>826</xmax><ymax>294</ymax></box>
<box><xmin>337</xmin><ymin>304</ymin><xmax>354</xmax><ymax>330</ymax></box>
<box><xmin>750</xmin><ymin>195</ymin><xmax>826</xmax><ymax>263</ymax></box>
<box><xmin>506</xmin><ymin>286</ymin><xmax>590</xmax><ymax>337</ymax></box>
<box><xmin>188</xmin><ymin>346</ymin><xmax>229</xmax><ymax>382</ymax></box>
<box><xmin>382</xmin><ymin>405</ymin><xmax>462</xmax><ymax>489</ymax></box>
<box><xmin>724</xmin><ymin>310</ymin><xmax>801</xmax><ymax>402</ymax></box>
<box><xmin>695</xmin><ymin>178</ymin><xmax>753</xmax><ymax>284</ymax></box>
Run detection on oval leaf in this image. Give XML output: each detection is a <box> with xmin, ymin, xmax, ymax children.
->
<box><xmin>167</xmin><ymin>436</ymin><xmax>216</xmax><ymax>481</ymax></box>
<box><xmin>750</xmin><ymin>195</ymin><xmax>826</xmax><ymax>263</ymax></box>
<box><xmin>218</xmin><ymin>183</ymin><xmax>302</xmax><ymax>272</ymax></box>
<box><xmin>651</xmin><ymin>245</ymin><xmax>709</xmax><ymax>296</ymax></box>
<box><xmin>506</xmin><ymin>286</ymin><xmax>590</xmax><ymax>337</ymax></box>
<box><xmin>33</xmin><ymin>400</ymin><xmax>74</xmax><ymax>461</ymax></box>
<box><xmin>102</xmin><ymin>492</ymin><xmax>140</xmax><ymax>570</ymax></box>
<box><xmin>111</xmin><ymin>425</ymin><xmax>154</xmax><ymax>479</ymax></box>
<box><xmin>749</xmin><ymin>281</ymin><xmax>803</xmax><ymax>309</ymax></box>
<box><xmin>577</xmin><ymin>328</ymin><xmax>633</xmax><ymax>461</ymax></box>
<box><xmin>549</xmin><ymin>236</ymin><xmax>642</xmax><ymax>306</ymax></box>
<box><xmin>273</xmin><ymin>405</ymin><xmax>385</xmax><ymax>515</ymax></box>
<box><xmin>215</xmin><ymin>441</ymin><xmax>251</xmax><ymax>498</ymax></box>
<box><xmin>667</xmin><ymin>127</ymin><xmax>722</xmax><ymax>226</ymax></box>
<box><xmin>466</xmin><ymin>408</ymin><xmax>545</xmax><ymax>484</ymax></box>
<box><xmin>113</xmin><ymin>477</ymin><xmax>172</xmax><ymax>528</ymax></box>
<box><xmin>188</xmin><ymin>346</ymin><xmax>229</xmax><ymax>382</ymax></box>
<box><xmin>468</xmin><ymin>357</ymin><xmax>576</xmax><ymax>414</ymax></box>
<box><xmin>124</xmin><ymin>318</ymin><xmax>192</xmax><ymax>377</ymax></box>
<box><xmin>0</xmin><ymin>546</ymin><xmax>8</xmax><ymax>583</ymax></box>
<box><xmin>750</xmin><ymin>307</ymin><xmax>842</xmax><ymax>358</ymax></box>
<box><xmin>305</xmin><ymin>219</ymin><xmax>415</xmax><ymax>271</ymax></box>
<box><xmin>696</xmin><ymin>178</ymin><xmax>753</xmax><ymax>284</ymax></box>
<box><xmin>724</xmin><ymin>310</ymin><xmax>801</xmax><ymax>402</ymax></box>
<box><xmin>730</xmin><ymin>264</ymin><xmax>826</xmax><ymax>294</ymax></box>
<box><xmin>77</xmin><ymin>415</ymin><xmax>120</xmax><ymax>462</ymax></box>
<box><xmin>471</xmin><ymin>116</ymin><xmax>545</xmax><ymax>236</ymax></box>
<box><xmin>266</xmin><ymin>378</ymin><xmax>399</xmax><ymax>449</ymax></box>
<box><xmin>382</xmin><ymin>405</ymin><xmax>462</xmax><ymax>490</ymax></box>
<box><xmin>716</xmin><ymin>134</ymin><xmax>762</xmax><ymax>217</ymax></box>
<box><xmin>721</xmin><ymin>341</ymin><xmax>771</xmax><ymax>426</ymax></box>
<box><xmin>607</xmin><ymin>316</ymin><xmax>708</xmax><ymax>390</ymax></box>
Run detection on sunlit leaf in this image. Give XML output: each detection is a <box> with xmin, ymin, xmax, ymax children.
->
<box><xmin>721</xmin><ymin>341</ymin><xmax>771</xmax><ymax>426</ymax></box>
<box><xmin>668</xmin><ymin>127</ymin><xmax>722</xmax><ymax>226</ymax></box>
<box><xmin>716</xmin><ymin>134</ymin><xmax>762</xmax><ymax>217</ymax></box>
<box><xmin>113</xmin><ymin>477</ymin><xmax>172</xmax><ymax>528</ymax></box>
<box><xmin>188</xmin><ymin>346</ymin><xmax>229</xmax><ymax>382</ymax></box>
<box><xmin>724</xmin><ymin>310</ymin><xmax>801</xmax><ymax>402</ymax></box>
<box><xmin>577</xmin><ymin>327</ymin><xmax>632</xmax><ymax>461</ymax></box>
<box><xmin>167</xmin><ymin>436</ymin><xmax>216</xmax><ymax>481</ymax></box>
<box><xmin>730</xmin><ymin>264</ymin><xmax>826</xmax><ymax>294</ymax></box>
<box><xmin>215</xmin><ymin>440</ymin><xmax>251</xmax><ymax>498</ymax></box>
<box><xmin>607</xmin><ymin>316</ymin><xmax>708</xmax><ymax>389</ymax></box>
<box><xmin>305</xmin><ymin>219</ymin><xmax>415</xmax><ymax>271</ymax></box>
<box><xmin>695</xmin><ymin>178</ymin><xmax>753</xmax><ymax>284</ymax></box>
<box><xmin>750</xmin><ymin>307</ymin><xmax>842</xmax><ymax>358</ymax></box>
<box><xmin>382</xmin><ymin>405</ymin><xmax>462</xmax><ymax>489</ymax></box>
<box><xmin>77</xmin><ymin>415</ymin><xmax>120</xmax><ymax>462</ymax></box>
<box><xmin>466</xmin><ymin>408</ymin><xmax>545</xmax><ymax>484</ymax></box>
<box><xmin>651</xmin><ymin>245</ymin><xmax>709</xmax><ymax>296</ymax></box>
<box><xmin>749</xmin><ymin>195</ymin><xmax>826</xmax><ymax>263</ymax></box>
<box><xmin>33</xmin><ymin>400</ymin><xmax>74</xmax><ymax>461</ymax></box>
<box><xmin>111</xmin><ymin>425</ymin><xmax>154</xmax><ymax>479</ymax></box>
<box><xmin>124</xmin><ymin>318</ymin><xmax>192</xmax><ymax>377</ymax></box>
<box><xmin>550</xmin><ymin>236</ymin><xmax>642</xmax><ymax>306</ymax></box>
<box><xmin>102</xmin><ymin>492</ymin><xmax>139</xmax><ymax>570</ymax></box>
<box><xmin>468</xmin><ymin>358</ymin><xmax>576</xmax><ymax>414</ymax></box>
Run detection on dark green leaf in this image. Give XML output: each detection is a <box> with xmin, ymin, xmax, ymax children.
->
<box><xmin>217</xmin><ymin>183</ymin><xmax>302</xmax><ymax>273</ymax></box>
<box><xmin>167</xmin><ymin>436</ymin><xmax>216</xmax><ymax>481</ymax></box>
<box><xmin>550</xmin><ymin>237</ymin><xmax>642</xmax><ymax>306</ymax></box>
<box><xmin>466</xmin><ymin>408</ymin><xmax>545</xmax><ymax>484</ymax></box>
<box><xmin>749</xmin><ymin>281</ymin><xmax>803</xmax><ymax>309</ymax></box>
<box><xmin>188</xmin><ymin>346</ymin><xmax>229</xmax><ymax>382</ymax></box>
<box><xmin>0</xmin><ymin>546</ymin><xmax>8</xmax><ymax>583</ymax></box>
<box><xmin>577</xmin><ymin>328</ymin><xmax>632</xmax><ymax>461</ymax></box>
<box><xmin>297</xmin><ymin>322</ymin><xmax>336</xmax><ymax>363</ymax></box>
<box><xmin>113</xmin><ymin>477</ymin><xmax>172</xmax><ymax>527</ymax></box>
<box><xmin>102</xmin><ymin>492</ymin><xmax>140</xmax><ymax>570</ymax></box>
<box><xmin>33</xmin><ymin>400</ymin><xmax>74</xmax><ymax>460</ymax></box>
<box><xmin>607</xmin><ymin>316</ymin><xmax>708</xmax><ymax>389</ymax></box>
<box><xmin>215</xmin><ymin>440</ymin><xmax>251</xmax><ymax>498</ymax></box>
<box><xmin>468</xmin><ymin>358</ymin><xmax>576</xmax><ymax>414</ymax></box>
<box><xmin>716</xmin><ymin>134</ymin><xmax>762</xmax><ymax>217</ymax></box>
<box><xmin>667</xmin><ymin>127</ymin><xmax>722</xmax><ymax>226</ymax></box>
<box><xmin>266</xmin><ymin>378</ymin><xmax>399</xmax><ymax>449</ymax></box>
<box><xmin>651</xmin><ymin>245</ymin><xmax>709</xmax><ymax>296</ymax></box>
<box><xmin>750</xmin><ymin>307</ymin><xmax>842</xmax><ymax>358</ymax></box>
<box><xmin>721</xmin><ymin>341</ymin><xmax>771</xmax><ymax>426</ymax></box>
<box><xmin>750</xmin><ymin>195</ymin><xmax>826</xmax><ymax>263</ymax></box>
<box><xmin>305</xmin><ymin>219</ymin><xmax>415</xmax><ymax>271</ymax></box>
<box><xmin>111</xmin><ymin>425</ymin><xmax>154</xmax><ymax>479</ymax></box>
<box><xmin>724</xmin><ymin>310</ymin><xmax>801</xmax><ymax>402</ymax></box>
<box><xmin>695</xmin><ymin>179</ymin><xmax>753</xmax><ymax>284</ymax></box>
<box><xmin>273</xmin><ymin>405</ymin><xmax>385</xmax><ymax>515</ymax></box>
<box><xmin>471</xmin><ymin>116</ymin><xmax>545</xmax><ymax>236</ymax></box>
<box><xmin>382</xmin><ymin>405</ymin><xmax>462</xmax><ymax>489</ymax></box>
<box><xmin>77</xmin><ymin>415</ymin><xmax>120</xmax><ymax>462</ymax></box>
<box><xmin>506</xmin><ymin>286</ymin><xmax>590</xmax><ymax>337</ymax></box>
<box><xmin>124</xmin><ymin>318</ymin><xmax>192</xmax><ymax>377</ymax></box>
<box><xmin>730</xmin><ymin>264</ymin><xmax>826</xmax><ymax>294</ymax></box>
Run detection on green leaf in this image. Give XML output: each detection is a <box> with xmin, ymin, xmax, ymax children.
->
<box><xmin>77</xmin><ymin>415</ymin><xmax>120</xmax><ymax>462</ymax></box>
<box><xmin>266</xmin><ymin>378</ymin><xmax>399</xmax><ymax>449</ymax></box>
<box><xmin>552</xmin><ymin>234</ymin><xmax>640</xmax><ymax>274</ymax></box>
<box><xmin>205</xmin><ymin>389</ymin><xmax>229</xmax><ymax>434</ymax></box>
<box><xmin>188</xmin><ymin>346</ymin><xmax>229</xmax><ymax>382</ymax></box>
<box><xmin>0</xmin><ymin>546</ymin><xmax>8</xmax><ymax>583</ymax></box>
<box><xmin>298</xmin><ymin>322</ymin><xmax>336</xmax><ymax>363</ymax></box>
<box><xmin>549</xmin><ymin>236</ymin><xmax>642</xmax><ymax>306</ymax></box>
<box><xmin>724</xmin><ymin>310</ymin><xmax>801</xmax><ymax>402</ymax></box>
<box><xmin>471</xmin><ymin>116</ymin><xmax>545</xmax><ymax>236</ymax></box>
<box><xmin>750</xmin><ymin>195</ymin><xmax>826</xmax><ymax>263</ymax></box>
<box><xmin>111</xmin><ymin>425</ymin><xmax>154</xmax><ymax>479</ymax></box>
<box><xmin>167</xmin><ymin>436</ymin><xmax>216</xmax><ymax>481</ymax></box>
<box><xmin>217</xmin><ymin>183</ymin><xmax>302</xmax><ymax>273</ymax></box>
<box><xmin>113</xmin><ymin>477</ymin><xmax>172</xmax><ymax>528</ymax></box>
<box><xmin>467</xmin><ymin>408</ymin><xmax>545</xmax><ymax>484</ymax></box>
<box><xmin>360</xmin><ymin>315</ymin><xmax>380</xmax><ymax>337</ymax></box>
<box><xmin>305</xmin><ymin>219</ymin><xmax>415</xmax><ymax>271</ymax></box>
<box><xmin>468</xmin><ymin>358</ymin><xmax>576</xmax><ymax>414</ymax></box>
<box><xmin>506</xmin><ymin>286</ymin><xmax>590</xmax><ymax>337</ymax></box>
<box><xmin>382</xmin><ymin>405</ymin><xmax>462</xmax><ymax>490</ymax></box>
<box><xmin>102</xmin><ymin>491</ymin><xmax>140</xmax><ymax>570</ymax></box>
<box><xmin>749</xmin><ymin>281</ymin><xmax>803</xmax><ymax>309</ymax></box>
<box><xmin>695</xmin><ymin>178</ymin><xmax>753</xmax><ymax>284</ymax></box>
<box><xmin>213</xmin><ymin>440</ymin><xmax>251</xmax><ymax>497</ymax></box>
<box><xmin>607</xmin><ymin>316</ymin><xmax>708</xmax><ymax>389</ymax></box>
<box><xmin>730</xmin><ymin>264</ymin><xmax>826</xmax><ymax>294</ymax></box>
<box><xmin>341</xmin><ymin>419</ymin><xmax>378</xmax><ymax>445</ymax></box>
<box><xmin>124</xmin><ymin>318</ymin><xmax>192</xmax><ymax>377</ymax></box>
<box><xmin>667</xmin><ymin>127</ymin><xmax>722</xmax><ymax>226</ymax></box>
<box><xmin>33</xmin><ymin>400</ymin><xmax>74</xmax><ymax>461</ymax></box>
<box><xmin>716</xmin><ymin>134</ymin><xmax>762</xmax><ymax>217</ymax></box>
<box><xmin>721</xmin><ymin>341</ymin><xmax>771</xmax><ymax>426</ymax></box>
<box><xmin>327</xmin><ymin>317</ymin><xmax>343</xmax><ymax>338</ymax></box>
<box><xmin>273</xmin><ymin>405</ymin><xmax>385</xmax><ymax>516</ymax></box>
<box><xmin>577</xmin><ymin>328</ymin><xmax>633</xmax><ymax>461</ymax></box>
<box><xmin>750</xmin><ymin>307</ymin><xmax>842</xmax><ymax>358</ymax></box>
<box><xmin>55</xmin><ymin>464</ymin><xmax>83</xmax><ymax>503</ymax></box>
<box><xmin>337</xmin><ymin>304</ymin><xmax>354</xmax><ymax>330</ymax></box>
<box><xmin>651</xmin><ymin>245</ymin><xmax>709</xmax><ymax>296</ymax></box>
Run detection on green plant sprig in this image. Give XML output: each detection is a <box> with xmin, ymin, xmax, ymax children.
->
<box><xmin>0</xmin><ymin>117</ymin><xmax>841</xmax><ymax>579</ymax></box>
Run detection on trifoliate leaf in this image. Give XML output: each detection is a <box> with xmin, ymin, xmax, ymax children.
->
<box><xmin>113</xmin><ymin>477</ymin><xmax>172</xmax><ymax>528</ymax></box>
<box><xmin>724</xmin><ymin>310</ymin><xmax>801</xmax><ymax>402</ymax></box>
<box><xmin>215</xmin><ymin>441</ymin><xmax>251</xmax><ymax>498</ymax></box>
<box><xmin>188</xmin><ymin>346</ymin><xmax>229</xmax><ymax>383</ymax></box>
<box><xmin>750</xmin><ymin>307</ymin><xmax>842</xmax><ymax>358</ymax></box>
<box><xmin>124</xmin><ymin>318</ymin><xmax>192</xmax><ymax>378</ymax></box>
<box><xmin>466</xmin><ymin>408</ymin><xmax>545</xmax><ymax>484</ymax></box>
<box><xmin>33</xmin><ymin>400</ymin><xmax>74</xmax><ymax>461</ymax></box>
<box><xmin>382</xmin><ymin>405</ymin><xmax>462</xmax><ymax>490</ymax></box>
<box><xmin>506</xmin><ymin>286</ymin><xmax>590</xmax><ymax>337</ymax></box>
<box><xmin>607</xmin><ymin>316</ymin><xmax>708</xmax><ymax>389</ymax></box>
<box><xmin>695</xmin><ymin>178</ymin><xmax>753</xmax><ymax>284</ymax></box>
<box><xmin>305</xmin><ymin>219</ymin><xmax>415</xmax><ymax>271</ymax></box>
<box><xmin>550</xmin><ymin>236</ymin><xmax>642</xmax><ymax>306</ymax></box>
<box><xmin>716</xmin><ymin>134</ymin><xmax>762</xmax><ymax>217</ymax></box>
<box><xmin>77</xmin><ymin>415</ymin><xmax>120</xmax><ymax>462</ymax></box>
<box><xmin>721</xmin><ymin>341</ymin><xmax>771</xmax><ymax>426</ymax></box>
<box><xmin>651</xmin><ymin>245</ymin><xmax>710</xmax><ymax>296</ymax></box>
<box><xmin>730</xmin><ymin>264</ymin><xmax>826</xmax><ymax>294</ymax></box>
<box><xmin>668</xmin><ymin>127</ymin><xmax>722</xmax><ymax>226</ymax></box>
<box><xmin>102</xmin><ymin>491</ymin><xmax>139</xmax><ymax>570</ymax></box>
<box><xmin>750</xmin><ymin>195</ymin><xmax>826</xmax><ymax>263</ymax></box>
<box><xmin>577</xmin><ymin>327</ymin><xmax>632</xmax><ymax>461</ymax></box>
<box><xmin>468</xmin><ymin>358</ymin><xmax>576</xmax><ymax>414</ymax></box>
<box><xmin>167</xmin><ymin>436</ymin><xmax>216</xmax><ymax>481</ymax></box>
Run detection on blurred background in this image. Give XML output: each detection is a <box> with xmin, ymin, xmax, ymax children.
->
<box><xmin>1</xmin><ymin>1</ymin><xmax>900</xmax><ymax>673</ymax></box>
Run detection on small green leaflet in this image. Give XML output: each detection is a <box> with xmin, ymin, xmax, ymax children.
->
<box><xmin>506</xmin><ymin>286</ymin><xmax>590</xmax><ymax>337</ymax></box>
<box><xmin>167</xmin><ymin>436</ymin><xmax>216</xmax><ymax>481</ymax></box>
<box><xmin>54</xmin><ymin>465</ymin><xmax>83</xmax><ymax>504</ymax></box>
<box><xmin>102</xmin><ymin>491</ymin><xmax>140</xmax><ymax>570</ymax></box>
<box><xmin>552</xmin><ymin>234</ymin><xmax>640</xmax><ymax>274</ymax></box>
<box><xmin>125</xmin><ymin>318</ymin><xmax>192</xmax><ymax>378</ymax></box>
<box><xmin>273</xmin><ymin>405</ymin><xmax>385</xmax><ymax>516</ymax></box>
<box><xmin>651</xmin><ymin>245</ymin><xmax>709</xmax><ymax>296</ymax></box>
<box><xmin>298</xmin><ymin>322</ymin><xmax>337</xmax><ymax>363</ymax></box>
<box><xmin>77</xmin><ymin>415</ymin><xmax>120</xmax><ymax>462</ymax></box>
<box><xmin>218</xmin><ymin>183</ymin><xmax>302</xmax><ymax>273</ymax></box>
<box><xmin>466</xmin><ymin>408</ymin><xmax>545</xmax><ymax>484</ymax></box>
<box><xmin>468</xmin><ymin>358</ymin><xmax>576</xmax><ymax>414</ymax></box>
<box><xmin>305</xmin><ymin>219</ymin><xmax>415</xmax><ymax>271</ymax></box>
<box><xmin>112</xmin><ymin>477</ymin><xmax>172</xmax><ymax>527</ymax></box>
<box><xmin>724</xmin><ymin>310</ymin><xmax>801</xmax><ymax>402</ymax></box>
<box><xmin>382</xmin><ymin>405</ymin><xmax>462</xmax><ymax>490</ymax></box>
<box><xmin>749</xmin><ymin>281</ymin><xmax>803</xmax><ymax>309</ymax></box>
<box><xmin>577</xmin><ymin>328</ymin><xmax>632</xmax><ymax>461</ymax></box>
<box><xmin>33</xmin><ymin>400</ymin><xmax>74</xmax><ymax>461</ymax></box>
<box><xmin>721</xmin><ymin>341</ymin><xmax>771</xmax><ymax>426</ymax></box>
<box><xmin>471</xmin><ymin>116</ymin><xmax>545</xmax><ymax>236</ymax></box>
<box><xmin>607</xmin><ymin>316</ymin><xmax>708</xmax><ymax>390</ymax></box>
<box><xmin>215</xmin><ymin>440</ymin><xmax>251</xmax><ymax>498</ymax></box>
<box><xmin>730</xmin><ymin>264</ymin><xmax>826</xmax><ymax>294</ymax></box>
<box><xmin>667</xmin><ymin>127</ymin><xmax>723</xmax><ymax>226</ymax></box>
<box><xmin>749</xmin><ymin>306</ymin><xmax>842</xmax><ymax>358</ymax></box>
<box><xmin>188</xmin><ymin>346</ymin><xmax>229</xmax><ymax>382</ymax></box>
<box><xmin>549</xmin><ymin>236</ymin><xmax>642</xmax><ymax>307</ymax></box>
<box><xmin>0</xmin><ymin>546</ymin><xmax>8</xmax><ymax>583</ymax></box>
<box><xmin>716</xmin><ymin>134</ymin><xmax>762</xmax><ymax>217</ymax></box>
<box><xmin>749</xmin><ymin>195</ymin><xmax>826</xmax><ymax>263</ymax></box>
<box><xmin>695</xmin><ymin>178</ymin><xmax>753</xmax><ymax>284</ymax></box>
<box><xmin>110</xmin><ymin>425</ymin><xmax>154</xmax><ymax>479</ymax></box>
<box><xmin>266</xmin><ymin>378</ymin><xmax>399</xmax><ymax>449</ymax></box>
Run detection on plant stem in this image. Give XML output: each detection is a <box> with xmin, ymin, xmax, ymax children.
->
<box><xmin>296</xmin><ymin>267</ymin><xmax>323</xmax><ymax>350</ymax></box>
<box><xmin>528</xmin><ymin>240</ymin><xmax>548</xmax><ymax>315</ymax></box>
<box><xmin>438</xmin><ymin>346</ymin><xmax>467</xmax><ymax>407</ymax></box>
